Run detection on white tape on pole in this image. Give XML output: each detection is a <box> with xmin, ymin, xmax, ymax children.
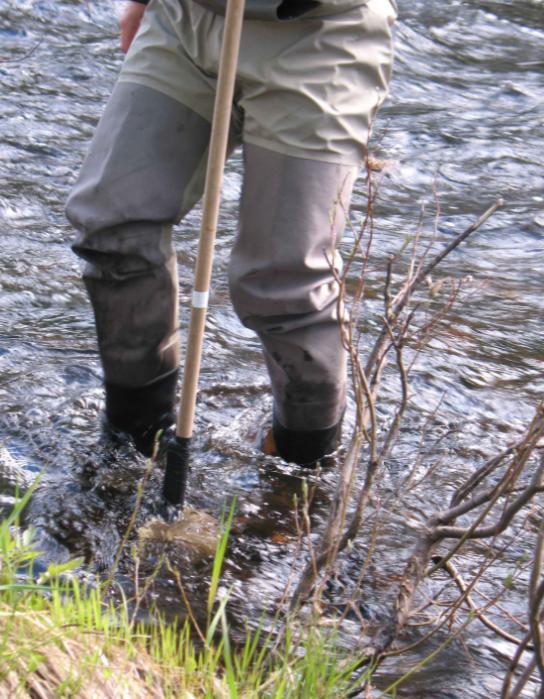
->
<box><xmin>192</xmin><ymin>290</ymin><xmax>209</xmax><ymax>309</ymax></box>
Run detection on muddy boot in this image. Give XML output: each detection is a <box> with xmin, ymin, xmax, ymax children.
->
<box><xmin>262</xmin><ymin>411</ymin><xmax>343</xmax><ymax>468</ymax></box>
<box><xmin>103</xmin><ymin>371</ymin><xmax>178</xmax><ymax>457</ymax></box>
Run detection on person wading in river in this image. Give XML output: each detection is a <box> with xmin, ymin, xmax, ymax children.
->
<box><xmin>66</xmin><ymin>0</ymin><xmax>396</xmax><ymax>464</ymax></box>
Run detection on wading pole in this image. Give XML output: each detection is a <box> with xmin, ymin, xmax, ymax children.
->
<box><xmin>162</xmin><ymin>0</ymin><xmax>245</xmax><ymax>508</ymax></box>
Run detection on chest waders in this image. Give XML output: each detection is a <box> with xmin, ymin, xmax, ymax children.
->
<box><xmin>66</xmin><ymin>0</ymin><xmax>396</xmax><ymax>504</ymax></box>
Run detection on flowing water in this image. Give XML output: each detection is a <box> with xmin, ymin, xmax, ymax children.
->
<box><xmin>1</xmin><ymin>0</ymin><xmax>543</xmax><ymax>696</ymax></box>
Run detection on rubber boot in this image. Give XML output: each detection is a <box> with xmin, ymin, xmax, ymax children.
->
<box><xmin>262</xmin><ymin>411</ymin><xmax>343</xmax><ymax>467</ymax></box>
<box><xmin>104</xmin><ymin>370</ymin><xmax>178</xmax><ymax>457</ymax></box>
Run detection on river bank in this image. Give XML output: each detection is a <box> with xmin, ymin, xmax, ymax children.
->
<box><xmin>1</xmin><ymin>495</ymin><xmax>367</xmax><ymax>698</ymax></box>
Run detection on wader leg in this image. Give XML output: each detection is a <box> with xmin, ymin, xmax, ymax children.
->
<box><xmin>66</xmin><ymin>82</ymin><xmax>214</xmax><ymax>453</ymax></box>
<box><xmin>229</xmin><ymin>144</ymin><xmax>358</xmax><ymax>462</ymax></box>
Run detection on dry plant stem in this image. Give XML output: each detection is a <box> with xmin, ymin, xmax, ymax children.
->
<box><xmin>360</xmin><ymin>592</ymin><xmax>506</xmax><ymax>699</ymax></box>
<box><xmin>391</xmin><ymin>396</ymin><xmax>449</xmax><ymax>497</ymax></box>
<box><xmin>377</xmin><ymin>323</ymin><xmax>408</xmax><ymax>464</ymax></box>
<box><xmin>358</xmin><ymin>564</ymin><xmax>527</xmax><ymax>698</ymax></box>
<box><xmin>418</xmin><ymin>197</ymin><xmax>503</xmax><ymax>284</ymax></box>
<box><xmin>438</xmin><ymin>474</ymin><xmax>539</xmax><ymax>534</ymax></box>
<box><xmin>383</xmin><ymin>255</ymin><xmax>393</xmax><ymax>314</ymax></box>
<box><xmin>132</xmin><ymin>549</ymin><xmax>141</xmax><ymax>610</ymax></box>
<box><xmin>460</xmin><ymin>482</ymin><xmax>543</xmax><ymax>539</ymax></box>
<box><xmin>474</xmin><ymin>587</ymin><xmax>530</xmax><ymax>634</ymax></box>
<box><xmin>340</xmin><ymin>305</ymin><xmax>380</xmax><ymax>446</ymax></box>
<box><xmin>289</xmin><ymin>432</ymin><xmax>364</xmax><ymax>609</ymax></box>
<box><xmin>531</xmin><ymin>581</ymin><xmax>544</xmax><ymax>690</ymax></box>
<box><xmin>168</xmin><ymin>562</ymin><xmax>207</xmax><ymax>645</ymax></box>
<box><xmin>356</xmin><ymin>406</ymin><xmax>544</xmax><ymax>669</ymax></box>
<box><xmin>501</xmin><ymin>628</ymin><xmax>535</xmax><ymax>699</ymax></box>
<box><xmin>446</xmin><ymin>449</ymin><xmax>515</xmax><ymax>522</ymax></box>
<box><xmin>451</xmin><ymin>446</ymin><xmax>517</xmax><ymax>507</ymax></box>
<box><xmin>428</xmin><ymin>408</ymin><xmax>544</xmax><ymax>575</ymax></box>
<box><xmin>332</xmin><ymin>173</ymin><xmax>376</xmax><ymax>319</ymax></box>
<box><xmin>295</xmin><ymin>299</ymin><xmax>449</xmax><ymax>610</ymax></box>
<box><xmin>302</xmin><ymin>484</ymin><xmax>320</xmax><ymax>601</ymax></box>
<box><xmin>337</xmin><ymin>355</ymin><xmax>380</xmax><ymax>544</ymax></box>
<box><xmin>508</xmin><ymin>657</ymin><xmax>538</xmax><ymax>699</ymax></box>
<box><xmin>293</xmin><ymin>208</ymin><xmax>378</xmax><ymax>609</ymax></box>
<box><xmin>408</xmin><ymin>280</ymin><xmax>463</xmax><ymax>367</ymax></box>
<box><xmin>337</xmin><ymin>504</ymin><xmax>382</xmax><ymax>626</ymax></box>
<box><xmin>397</xmin><ymin>530</ymin><xmax>519</xmax><ymax>654</ymax></box>
<box><xmin>442</xmin><ymin>464</ymin><xmax>536</xmax><ymax>620</ymax></box>
<box><xmin>291</xmin><ymin>199</ymin><xmax>505</xmax><ymax>611</ymax></box>
<box><xmin>405</xmin><ymin>204</ymin><xmax>424</xmax><ymax>283</ymax></box>
<box><xmin>529</xmin><ymin>517</ymin><xmax>544</xmax><ymax>664</ymax></box>
<box><xmin>364</xmin><ymin>197</ymin><xmax>503</xmax><ymax>378</ymax></box>
<box><xmin>408</xmin><ymin>178</ymin><xmax>442</xmax><ymax>289</ymax></box>
<box><xmin>441</xmin><ymin>558</ymin><xmax>528</xmax><ymax>649</ymax></box>
<box><xmin>274</xmin><ymin>496</ymin><xmax>307</xmax><ymax>614</ymax></box>
<box><xmin>433</xmin><ymin>447</ymin><xmax>544</xmax><ymax>544</ymax></box>
<box><xmin>0</xmin><ymin>38</ymin><xmax>44</xmax><ymax>63</ymax></box>
<box><xmin>390</xmin><ymin>512</ymin><xmax>534</xmax><ymax>665</ymax></box>
<box><xmin>287</xmin><ymin>192</ymin><xmax>523</xmax><ymax>691</ymax></box>
<box><xmin>129</xmin><ymin>553</ymin><xmax>166</xmax><ymax>628</ymax></box>
<box><xmin>103</xmin><ymin>456</ymin><xmax>156</xmax><ymax>590</ymax></box>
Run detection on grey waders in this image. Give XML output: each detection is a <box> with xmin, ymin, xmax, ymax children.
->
<box><xmin>66</xmin><ymin>0</ymin><xmax>396</xmax><ymax>463</ymax></box>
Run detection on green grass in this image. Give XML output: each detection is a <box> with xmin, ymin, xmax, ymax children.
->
<box><xmin>0</xmin><ymin>490</ymin><xmax>370</xmax><ymax>698</ymax></box>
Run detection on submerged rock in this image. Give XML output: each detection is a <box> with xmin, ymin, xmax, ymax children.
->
<box><xmin>138</xmin><ymin>507</ymin><xmax>219</xmax><ymax>560</ymax></box>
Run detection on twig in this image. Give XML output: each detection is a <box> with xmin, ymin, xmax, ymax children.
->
<box><xmin>438</xmin><ymin>557</ymin><xmax>529</xmax><ymax>649</ymax></box>
<box><xmin>0</xmin><ymin>37</ymin><xmax>44</xmax><ymax>63</ymax></box>
<box><xmin>418</xmin><ymin>198</ymin><xmax>503</xmax><ymax>284</ymax></box>
<box><xmin>529</xmin><ymin>522</ymin><xmax>544</xmax><ymax>688</ymax></box>
<box><xmin>365</xmin><ymin>198</ymin><xmax>503</xmax><ymax>378</ymax></box>
<box><xmin>507</xmin><ymin>656</ymin><xmax>538</xmax><ymax>699</ymax></box>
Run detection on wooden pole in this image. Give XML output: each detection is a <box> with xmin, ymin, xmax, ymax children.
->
<box><xmin>176</xmin><ymin>0</ymin><xmax>245</xmax><ymax>439</ymax></box>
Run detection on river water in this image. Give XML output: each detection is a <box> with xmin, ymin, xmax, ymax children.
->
<box><xmin>1</xmin><ymin>0</ymin><xmax>543</xmax><ymax>696</ymax></box>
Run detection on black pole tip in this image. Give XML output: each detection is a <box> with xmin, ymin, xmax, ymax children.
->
<box><xmin>162</xmin><ymin>435</ymin><xmax>191</xmax><ymax>509</ymax></box>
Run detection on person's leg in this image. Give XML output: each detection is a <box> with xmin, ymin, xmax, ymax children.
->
<box><xmin>230</xmin><ymin>0</ymin><xmax>396</xmax><ymax>463</ymax></box>
<box><xmin>230</xmin><ymin>144</ymin><xmax>358</xmax><ymax>463</ymax></box>
<box><xmin>66</xmin><ymin>0</ymin><xmax>238</xmax><ymax>455</ymax></box>
<box><xmin>66</xmin><ymin>83</ymin><xmax>214</xmax><ymax>454</ymax></box>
